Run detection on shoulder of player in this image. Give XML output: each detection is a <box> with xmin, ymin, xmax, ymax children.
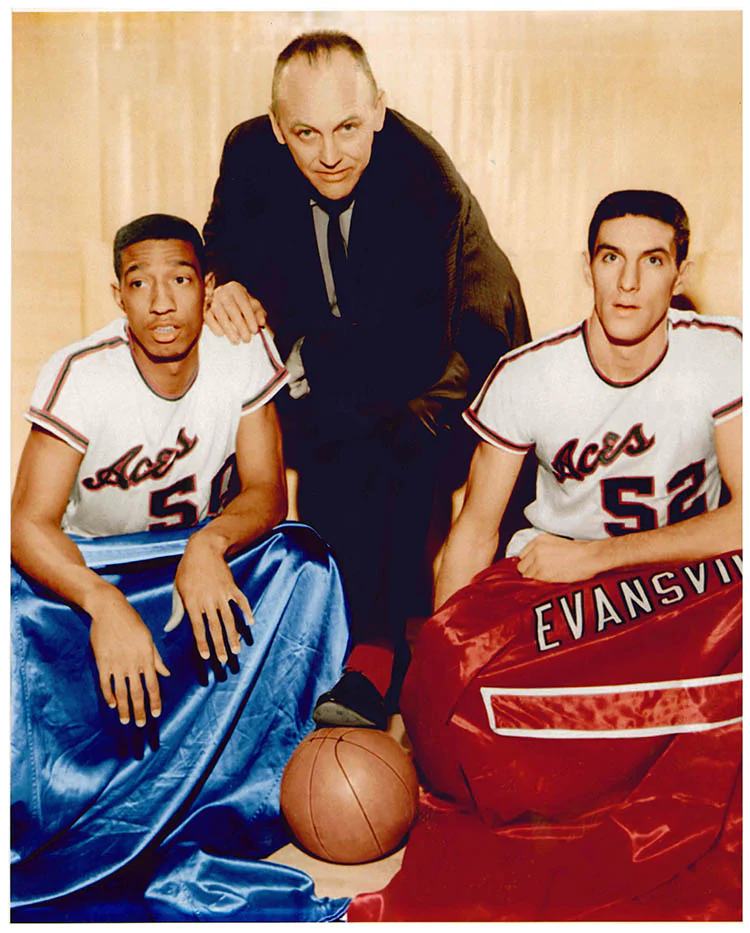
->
<box><xmin>668</xmin><ymin>307</ymin><xmax>742</xmax><ymax>353</ymax></box>
<box><xmin>493</xmin><ymin>320</ymin><xmax>584</xmax><ymax>375</ymax></box>
<box><xmin>199</xmin><ymin>325</ymin><xmax>282</xmax><ymax>368</ymax></box>
<box><xmin>39</xmin><ymin>317</ymin><xmax>130</xmax><ymax>381</ymax></box>
<box><xmin>470</xmin><ymin>321</ymin><xmax>584</xmax><ymax>411</ymax></box>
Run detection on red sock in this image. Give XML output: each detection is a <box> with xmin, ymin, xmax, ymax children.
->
<box><xmin>346</xmin><ymin>640</ymin><xmax>394</xmax><ymax>697</ymax></box>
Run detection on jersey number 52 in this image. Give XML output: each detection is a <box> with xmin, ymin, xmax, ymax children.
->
<box><xmin>602</xmin><ymin>460</ymin><xmax>708</xmax><ymax>536</ymax></box>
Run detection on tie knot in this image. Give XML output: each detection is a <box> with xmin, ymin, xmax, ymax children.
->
<box><xmin>315</xmin><ymin>194</ymin><xmax>355</xmax><ymax>218</ymax></box>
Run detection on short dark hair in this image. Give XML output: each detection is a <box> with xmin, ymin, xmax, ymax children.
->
<box><xmin>271</xmin><ymin>31</ymin><xmax>378</xmax><ymax>114</ymax></box>
<box><xmin>588</xmin><ymin>190</ymin><xmax>690</xmax><ymax>266</ymax></box>
<box><xmin>113</xmin><ymin>214</ymin><xmax>205</xmax><ymax>280</ymax></box>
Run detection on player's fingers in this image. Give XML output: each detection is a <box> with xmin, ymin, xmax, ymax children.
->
<box><xmin>153</xmin><ymin>645</ymin><xmax>171</xmax><ymax>678</ymax></box>
<box><xmin>142</xmin><ymin>664</ymin><xmax>163</xmax><ymax>720</ymax></box>
<box><xmin>187</xmin><ymin>608</ymin><xmax>211</xmax><ymax>660</ymax></box>
<box><xmin>204</xmin><ymin>608</ymin><xmax>229</xmax><ymax>665</ymax></box>
<box><xmin>113</xmin><ymin>675</ymin><xmax>132</xmax><ymax>725</ymax></box>
<box><xmin>127</xmin><ymin>672</ymin><xmax>147</xmax><ymax>728</ymax></box>
<box><xmin>517</xmin><ymin>540</ymin><xmax>541</xmax><ymax>573</ymax></box>
<box><xmin>516</xmin><ymin>554</ymin><xmax>534</xmax><ymax>578</ymax></box>
<box><xmin>232</xmin><ymin>591</ymin><xmax>255</xmax><ymax>629</ymax></box>
<box><xmin>218</xmin><ymin>599</ymin><xmax>243</xmax><ymax>656</ymax></box>
<box><xmin>98</xmin><ymin>668</ymin><xmax>117</xmax><ymax>709</ymax></box>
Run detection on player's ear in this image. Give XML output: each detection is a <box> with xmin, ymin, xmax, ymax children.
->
<box><xmin>111</xmin><ymin>281</ymin><xmax>125</xmax><ymax>312</ymax></box>
<box><xmin>582</xmin><ymin>251</ymin><xmax>594</xmax><ymax>288</ymax></box>
<box><xmin>672</xmin><ymin>258</ymin><xmax>694</xmax><ymax>297</ymax></box>
<box><xmin>203</xmin><ymin>271</ymin><xmax>215</xmax><ymax>312</ymax></box>
<box><xmin>268</xmin><ymin>107</ymin><xmax>286</xmax><ymax>146</ymax></box>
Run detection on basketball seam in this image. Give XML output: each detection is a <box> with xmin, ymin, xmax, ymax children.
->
<box><xmin>333</xmin><ymin>738</ymin><xmax>384</xmax><ymax>857</ymax></box>
<box><xmin>308</xmin><ymin>734</ymin><xmax>338</xmax><ymax>862</ymax></box>
<box><xmin>339</xmin><ymin>733</ymin><xmax>416</xmax><ymax>797</ymax></box>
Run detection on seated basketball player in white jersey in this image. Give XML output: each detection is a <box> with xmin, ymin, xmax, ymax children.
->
<box><xmin>12</xmin><ymin>214</ymin><xmax>294</xmax><ymax>724</ymax></box>
<box><xmin>375</xmin><ymin>191</ymin><xmax>742</xmax><ymax>921</ymax></box>
<box><xmin>10</xmin><ymin>215</ymin><xmax>350</xmax><ymax>922</ymax></box>
<box><xmin>435</xmin><ymin>189</ymin><xmax>741</xmax><ymax>602</ymax></box>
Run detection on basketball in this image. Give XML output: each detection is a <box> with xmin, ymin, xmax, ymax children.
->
<box><xmin>280</xmin><ymin>726</ymin><xmax>419</xmax><ymax>864</ymax></box>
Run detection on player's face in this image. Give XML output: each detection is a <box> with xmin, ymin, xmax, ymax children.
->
<box><xmin>114</xmin><ymin>239</ymin><xmax>207</xmax><ymax>365</ymax></box>
<box><xmin>270</xmin><ymin>50</ymin><xmax>386</xmax><ymax>200</ymax></box>
<box><xmin>585</xmin><ymin>214</ymin><xmax>690</xmax><ymax>346</ymax></box>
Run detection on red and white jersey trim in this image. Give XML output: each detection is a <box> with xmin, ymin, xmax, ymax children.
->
<box><xmin>462</xmin><ymin>408</ymin><xmax>532</xmax><ymax>455</ymax></box>
<box><xmin>480</xmin><ymin>672</ymin><xmax>742</xmax><ymax>739</ymax></box>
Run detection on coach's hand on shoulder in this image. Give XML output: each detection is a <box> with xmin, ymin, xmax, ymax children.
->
<box><xmin>517</xmin><ymin>533</ymin><xmax>605</xmax><ymax>583</ymax></box>
<box><xmin>204</xmin><ymin>281</ymin><xmax>267</xmax><ymax>344</ymax></box>
<box><xmin>88</xmin><ymin>587</ymin><xmax>170</xmax><ymax>727</ymax></box>
<box><xmin>174</xmin><ymin>532</ymin><xmax>254</xmax><ymax>665</ymax></box>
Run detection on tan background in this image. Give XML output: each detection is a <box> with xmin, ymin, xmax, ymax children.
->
<box><xmin>12</xmin><ymin>10</ymin><xmax>742</xmax><ymax>480</ymax></box>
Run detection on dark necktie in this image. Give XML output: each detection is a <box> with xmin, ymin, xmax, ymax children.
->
<box><xmin>316</xmin><ymin>195</ymin><xmax>354</xmax><ymax>317</ymax></box>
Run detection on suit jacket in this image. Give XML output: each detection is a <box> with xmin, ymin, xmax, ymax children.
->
<box><xmin>203</xmin><ymin>109</ymin><xmax>530</xmax><ymax>441</ymax></box>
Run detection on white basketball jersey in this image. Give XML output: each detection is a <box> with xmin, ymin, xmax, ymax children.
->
<box><xmin>465</xmin><ymin>309</ymin><xmax>742</xmax><ymax>556</ymax></box>
<box><xmin>27</xmin><ymin>318</ymin><xmax>290</xmax><ymax>537</ymax></box>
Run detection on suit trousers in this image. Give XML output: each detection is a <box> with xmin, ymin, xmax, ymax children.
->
<box><xmin>284</xmin><ymin>405</ymin><xmax>442</xmax><ymax>710</ymax></box>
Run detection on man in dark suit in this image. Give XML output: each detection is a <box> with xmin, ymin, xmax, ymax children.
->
<box><xmin>202</xmin><ymin>30</ymin><xmax>531</xmax><ymax>727</ymax></box>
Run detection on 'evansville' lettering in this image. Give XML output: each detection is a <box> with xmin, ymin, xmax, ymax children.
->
<box><xmin>533</xmin><ymin>553</ymin><xmax>742</xmax><ymax>652</ymax></box>
<box><xmin>551</xmin><ymin>423</ymin><xmax>654</xmax><ymax>483</ymax></box>
<box><xmin>82</xmin><ymin>427</ymin><xmax>198</xmax><ymax>491</ymax></box>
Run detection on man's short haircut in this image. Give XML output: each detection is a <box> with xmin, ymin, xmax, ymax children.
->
<box><xmin>588</xmin><ymin>190</ymin><xmax>690</xmax><ymax>266</ymax></box>
<box><xmin>113</xmin><ymin>214</ymin><xmax>205</xmax><ymax>280</ymax></box>
<box><xmin>271</xmin><ymin>30</ymin><xmax>378</xmax><ymax>114</ymax></box>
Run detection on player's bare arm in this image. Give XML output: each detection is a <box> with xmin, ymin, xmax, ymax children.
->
<box><xmin>518</xmin><ymin>413</ymin><xmax>742</xmax><ymax>583</ymax></box>
<box><xmin>173</xmin><ymin>402</ymin><xmax>287</xmax><ymax>663</ymax></box>
<box><xmin>11</xmin><ymin>427</ymin><xmax>170</xmax><ymax>726</ymax></box>
<box><xmin>204</xmin><ymin>281</ymin><xmax>267</xmax><ymax>344</ymax></box>
<box><xmin>434</xmin><ymin>441</ymin><xmax>524</xmax><ymax>611</ymax></box>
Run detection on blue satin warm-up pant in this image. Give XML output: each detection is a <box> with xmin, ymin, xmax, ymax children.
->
<box><xmin>11</xmin><ymin>522</ymin><xmax>351</xmax><ymax>921</ymax></box>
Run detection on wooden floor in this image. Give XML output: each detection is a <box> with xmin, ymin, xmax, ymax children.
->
<box><xmin>262</xmin><ymin>714</ymin><xmax>413</xmax><ymax>901</ymax></box>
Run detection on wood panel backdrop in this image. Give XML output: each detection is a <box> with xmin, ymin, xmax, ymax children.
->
<box><xmin>12</xmin><ymin>11</ymin><xmax>742</xmax><ymax>480</ymax></box>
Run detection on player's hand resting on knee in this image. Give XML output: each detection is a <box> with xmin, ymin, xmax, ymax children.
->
<box><xmin>88</xmin><ymin>587</ymin><xmax>171</xmax><ymax>727</ymax></box>
<box><xmin>174</xmin><ymin>532</ymin><xmax>254</xmax><ymax>664</ymax></box>
<box><xmin>517</xmin><ymin>533</ymin><xmax>604</xmax><ymax>583</ymax></box>
<box><xmin>204</xmin><ymin>281</ymin><xmax>267</xmax><ymax>345</ymax></box>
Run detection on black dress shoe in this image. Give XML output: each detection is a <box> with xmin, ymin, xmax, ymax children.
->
<box><xmin>312</xmin><ymin>670</ymin><xmax>388</xmax><ymax>731</ymax></box>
